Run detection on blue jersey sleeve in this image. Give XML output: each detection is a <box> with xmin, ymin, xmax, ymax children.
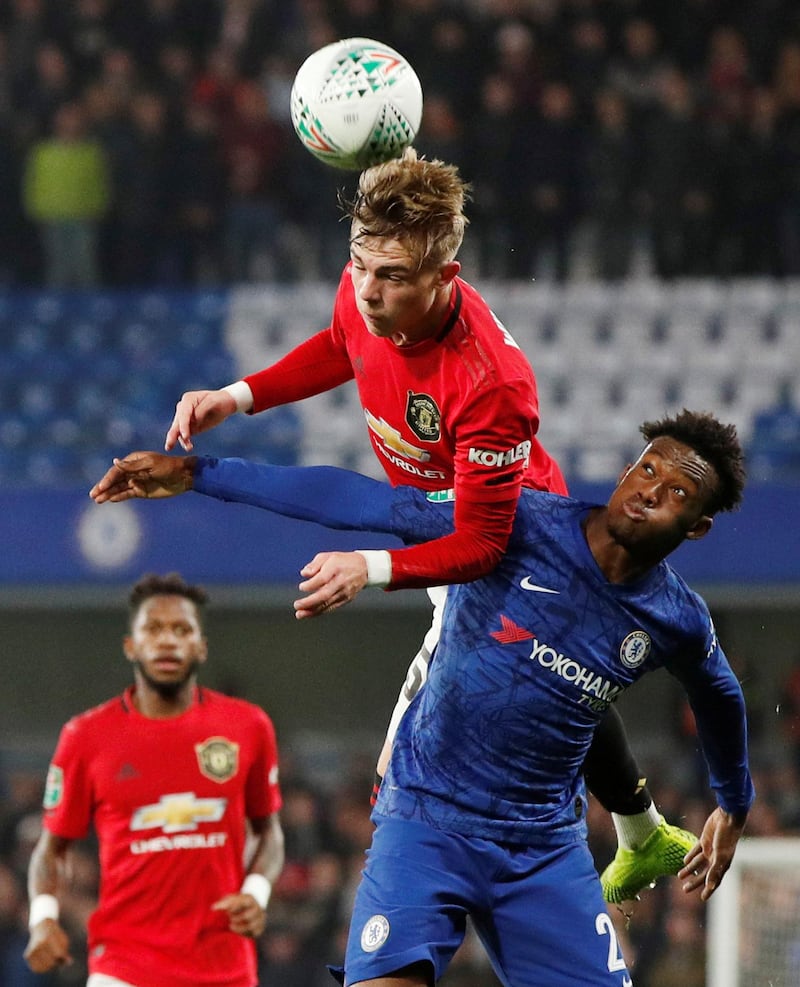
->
<box><xmin>193</xmin><ymin>458</ymin><xmax>456</xmax><ymax>545</ymax></box>
<box><xmin>667</xmin><ymin>618</ymin><xmax>755</xmax><ymax>817</ymax></box>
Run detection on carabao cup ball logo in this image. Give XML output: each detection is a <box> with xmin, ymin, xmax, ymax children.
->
<box><xmin>291</xmin><ymin>37</ymin><xmax>423</xmax><ymax>170</ymax></box>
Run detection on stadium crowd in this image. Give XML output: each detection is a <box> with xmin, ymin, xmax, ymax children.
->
<box><xmin>0</xmin><ymin>0</ymin><xmax>799</xmax><ymax>287</ymax></box>
<box><xmin>0</xmin><ymin>669</ymin><xmax>798</xmax><ymax>987</ymax></box>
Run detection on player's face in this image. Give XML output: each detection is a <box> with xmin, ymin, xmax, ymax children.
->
<box><xmin>124</xmin><ymin>595</ymin><xmax>207</xmax><ymax>695</ymax></box>
<box><xmin>349</xmin><ymin>235</ymin><xmax>459</xmax><ymax>345</ymax></box>
<box><xmin>605</xmin><ymin>437</ymin><xmax>716</xmax><ymax>556</ymax></box>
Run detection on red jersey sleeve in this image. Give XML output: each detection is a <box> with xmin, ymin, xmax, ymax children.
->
<box><xmin>42</xmin><ymin>718</ymin><xmax>94</xmax><ymax>840</ymax></box>
<box><xmin>244</xmin><ymin>329</ymin><xmax>354</xmax><ymax>412</ymax></box>
<box><xmin>245</xmin><ymin>707</ymin><xmax>283</xmax><ymax>818</ymax></box>
<box><xmin>389</xmin><ymin>486</ymin><xmax>518</xmax><ymax>588</ymax></box>
<box><xmin>387</xmin><ymin>379</ymin><xmax>533</xmax><ymax>588</ymax></box>
<box><xmin>244</xmin><ymin>266</ymin><xmax>355</xmax><ymax>413</ymax></box>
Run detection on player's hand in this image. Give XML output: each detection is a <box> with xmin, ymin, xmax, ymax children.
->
<box><xmin>212</xmin><ymin>892</ymin><xmax>267</xmax><ymax>938</ymax></box>
<box><xmin>165</xmin><ymin>389</ymin><xmax>237</xmax><ymax>452</ymax></box>
<box><xmin>24</xmin><ymin>918</ymin><xmax>73</xmax><ymax>973</ymax></box>
<box><xmin>89</xmin><ymin>453</ymin><xmax>196</xmax><ymax>503</ymax></box>
<box><xmin>678</xmin><ymin>806</ymin><xmax>746</xmax><ymax>901</ymax></box>
<box><xmin>294</xmin><ymin>551</ymin><xmax>369</xmax><ymax>619</ymax></box>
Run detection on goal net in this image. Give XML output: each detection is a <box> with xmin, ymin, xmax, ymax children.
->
<box><xmin>707</xmin><ymin>837</ymin><xmax>800</xmax><ymax>987</ymax></box>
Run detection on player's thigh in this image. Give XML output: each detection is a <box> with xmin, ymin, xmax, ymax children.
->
<box><xmin>476</xmin><ymin>841</ymin><xmax>631</xmax><ymax>987</ymax></box>
<box><xmin>343</xmin><ymin>817</ymin><xmax>472</xmax><ymax>986</ymax></box>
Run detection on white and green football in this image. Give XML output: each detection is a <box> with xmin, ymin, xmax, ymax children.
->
<box><xmin>290</xmin><ymin>37</ymin><xmax>423</xmax><ymax>171</ymax></box>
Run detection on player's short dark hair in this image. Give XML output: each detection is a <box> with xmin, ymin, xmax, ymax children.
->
<box><xmin>640</xmin><ymin>409</ymin><xmax>746</xmax><ymax>515</ymax></box>
<box><xmin>128</xmin><ymin>572</ymin><xmax>208</xmax><ymax>627</ymax></box>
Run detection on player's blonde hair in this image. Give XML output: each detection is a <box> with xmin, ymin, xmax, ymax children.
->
<box><xmin>343</xmin><ymin>147</ymin><xmax>470</xmax><ymax>271</ymax></box>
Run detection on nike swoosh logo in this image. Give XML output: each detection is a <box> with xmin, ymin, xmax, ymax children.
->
<box><xmin>519</xmin><ymin>577</ymin><xmax>559</xmax><ymax>594</ymax></box>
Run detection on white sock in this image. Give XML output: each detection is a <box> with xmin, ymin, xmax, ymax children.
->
<box><xmin>611</xmin><ymin>803</ymin><xmax>662</xmax><ymax>851</ymax></box>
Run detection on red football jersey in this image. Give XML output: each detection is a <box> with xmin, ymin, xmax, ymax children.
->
<box><xmin>245</xmin><ymin>267</ymin><xmax>567</xmax><ymax>588</ymax></box>
<box><xmin>42</xmin><ymin>687</ymin><xmax>282</xmax><ymax>987</ymax></box>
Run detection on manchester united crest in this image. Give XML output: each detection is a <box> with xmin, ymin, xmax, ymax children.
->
<box><xmin>195</xmin><ymin>737</ymin><xmax>239</xmax><ymax>783</ymax></box>
<box><xmin>405</xmin><ymin>391</ymin><xmax>441</xmax><ymax>442</ymax></box>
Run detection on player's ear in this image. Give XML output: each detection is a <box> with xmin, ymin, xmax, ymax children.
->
<box><xmin>685</xmin><ymin>515</ymin><xmax>713</xmax><ymax>541</ymax></box>
<box><xmin>123</xmin><ymin>635</ymin><xmax>135</xmax><ymax>663</ymax></box>
<box><xmin>438</xmin><ymin>260</ymin><xmax>460</xmax><ymax>287</ymax></box>
<box><xmin>198</xmin><ymin>637</ymin><xmax>209</xmax><ymax>665</ymax></box>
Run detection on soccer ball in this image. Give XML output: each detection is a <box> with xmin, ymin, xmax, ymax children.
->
<box><xmin>290</xmin><ymin>37</ymin><xmax>423</xmax><ymax>171</ymax></box>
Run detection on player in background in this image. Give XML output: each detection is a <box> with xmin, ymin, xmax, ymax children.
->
<box><xmin>159</xmin><ymin>147</ymin><xmax>693</xmax><ymax>901</ymax></box>
<box><xmin>90</xmin><ymin>410</ymin><xmax>754</xmax><ymax>986</ymax></box>
<box><xmin>24</xmin><ymin>573</ymin><xmax>284</xmax><ymax>987</ymax></box>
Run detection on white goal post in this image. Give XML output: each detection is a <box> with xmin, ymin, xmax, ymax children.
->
<box><xmin>707</xmin><ymin>837</ymin><xmax>800</xmax><ymax>987</ymax></box>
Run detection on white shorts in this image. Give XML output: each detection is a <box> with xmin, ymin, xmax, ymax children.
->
<box><xmin>87</xmin><ymin>975</ymin><xmax>138</xmax><ymax>987</ymax></box>
<box><xmin>383</xmin><ymin>585</ymin><xmax>448</xmax><ymax>743</ymax></box>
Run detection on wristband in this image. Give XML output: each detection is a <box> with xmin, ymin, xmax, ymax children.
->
<box><xmin>356</xmin><ymin>550</ymin><xmax>392</xmax><ymax>587</ymax></box>
<box><xmin>241</xmin><ymin>874</ymin><xmax>271</xmax><ymax>910</ymax></box>
<box><xmin>28</xmin><ymin>893</ymin><xmax>59</xmax><ymax>929</ymax></box>
<box><xmin>222</xmin><ymin>380</ymin><xmax>254</xmax><ymax>413</ymax></box>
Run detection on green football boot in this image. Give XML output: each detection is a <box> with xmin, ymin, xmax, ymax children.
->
<box><xmin>601</xmin><ymin>818</ymin><xmax>698</xmax><ymax>904</ymax></box>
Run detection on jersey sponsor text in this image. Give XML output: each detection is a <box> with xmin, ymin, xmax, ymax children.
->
<box><xmin>468</xmin><ymin>440</ymin><xmax>531</xmax><ymax>468</ymax></box>
<box><xmin>529</xmin><ymin>637</ymin><xmax>623</xmax><ymax>708</ymax></box>
<box><xmin>131</xmin><ymin>831</ymin><xmax>228</xmax><ymax>854</ymax></box>
<box><xmin>374</xmin><ymin>440</ymin><xmax>448</xmax><ymax>480</ymax></box>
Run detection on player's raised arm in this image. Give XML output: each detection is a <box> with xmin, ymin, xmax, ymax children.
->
<box><xmin>90</xmin><ymin>453</ymin><xmax>196</xmax><ymax>502</ymax></box>
<box><xmin>164</xmin><ymin>387</ymin><xmax>241</xmax><ymax>451</ymax></box>
<box><xmin>92</xmin><ymin>455</ymin><xmax>456</xmax><ymax>545</ymax></box>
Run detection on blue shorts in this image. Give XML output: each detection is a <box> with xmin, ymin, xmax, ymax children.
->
<box><xmin>335</xmin><ymin>815</ymin><xmax>632</xmax><ymax>987</ymax></box>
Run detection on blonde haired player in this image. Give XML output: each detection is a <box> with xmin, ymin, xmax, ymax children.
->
<box><xmin>162</xmin><ymin>148</ymin><xmax>692</xmax><ymax>901</ymax></box>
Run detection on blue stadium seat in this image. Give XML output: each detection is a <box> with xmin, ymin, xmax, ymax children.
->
<box><xmin>0</xmin><ymin>416</ymin><xmax>30</xmax><ymax>449</ymax></box>
<box><xmin>11</xmin><ymin>322</ymin><xmax>51</xmax><ymax>357</ymax></box>
<box><xmin>2</xmin><ymin>282</ymin><xmax>796</xmax><ymax>490</ymax></box>
<box><xmin>67</xmin><ymin>320</ymin><xmax>106</xmax><ymax>355</ymax></box>
<box><xmin>24</xmin><ymin>447</ymin><xmax>79</xmax><ymax>487</ymax></box>
<box><xmin>749</xmin><ymin>399</ymin><xmax>800</xmax><ymax>481</ymax></box>
<box><xmin>0</xmin><ymin>447</ymin><xmax>29</xmax><ymax>487</ymax></box>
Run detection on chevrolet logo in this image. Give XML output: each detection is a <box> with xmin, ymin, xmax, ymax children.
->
<box><xmin>365</xmin><ymin>410</ymin><xmax>430</xmax><ymax>462</ymax></box>
<box><xmin>131</xmin><ymin>792</ymin><xmax>227</xmax><ymax>833</ymax></box>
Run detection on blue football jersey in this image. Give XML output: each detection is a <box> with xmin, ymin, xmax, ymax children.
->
<box><xmin>193</xmin><ymin>458</ymin><xmax>754</xmax><ymax>843</ymax></box>
<box><xmin>378</xmin><ymin>489</ymin><xmax>752</xmax><ymax>843</ymax></box>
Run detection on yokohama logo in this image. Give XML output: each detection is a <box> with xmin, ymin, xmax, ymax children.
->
<box><xmin>529</xmin><ymin>638</ymin><xmax>623</xmax><ymax>705</ymax></box>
